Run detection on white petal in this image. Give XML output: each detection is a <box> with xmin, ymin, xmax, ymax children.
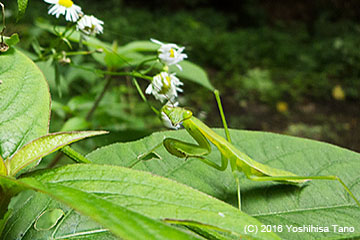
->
<box><xmin>44</xmin><ymin>0</ymin><xmax>58</xmax><ymax>4</ymax></box>
<box><xmin>145</xmin><ymin>84</ymin><xmax>153</xmax><ymax>94</ymax></box>
<box><xmin>150</xmin><ymin>38</ymin><xmax>164</xmax><ymax>45</ymax></box>
<box><xmin>175</xmin><ymin>64</ymin><xmax>183</xmax><ymax>71</ymax></box>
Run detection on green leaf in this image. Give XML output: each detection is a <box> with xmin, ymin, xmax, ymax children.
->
<box><xmin>1</xmin><ymin>190</ymin><xmax>53</xmax><ymax>240</ymax></box>
<box><xmin>3</xmin><ymin>34</ymin><xmax>20</xmax><ymax>48</ymax></box>
<box><xmin>3</xmin><ymin>190</ymin><xmax>118</xmax><ymax>239</ymax></box>
<box><xmin>170</xmin><ymin>61</ymin><xmax>214</xmax><ymax>90</ymax></box>
<box><xmin>60</xmin><ymin>117</ymin><xmax>90</xmax><ymax>131</ymax></box>
<box><xmin>0</xmin><ymin>175</ymin><xmax>26</xmax><ymax>217</ymax></box>
<box><xmin>0</xmin><ymin>209</ymin><xmax>11</xmax><ymax>237</ymax></box>
<box><xmin>87</xmin><ymin>129</ymin><xmax>360</xmax><ymax>240</ymax></box>
<box><xmin>0</xmin><ymin>176</ymin><xmax>201</xmax><ymax>240</ymax></box>
<box><xmin>117</xmin><ymin>41</ymin><xmax>159</xmax><ymax>53</ymax></box>
<box><xmin>26</xmin><ymin>164</ymin><xmax>278</xmax><ymax>240</ymax></box>
<box><xmin>17</xmin><ymin>0</ymin><xmax>28</xmax><ymax>20</ymax></box>
<box><xmin>0</xmin><ymin>48</ymin><xmax>50</xmax><ymax>160</ymax></box>
<box><xmin>7</xmin><ymin>193</ymin><xmax>118</xmax><ymax>239</ymax></box>
<box><xmin>6</xmin><ymin>131</ymin><xmax>107</xmax><ymax>176</ymax></box>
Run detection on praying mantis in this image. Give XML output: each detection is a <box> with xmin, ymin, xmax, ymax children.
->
<box><xmin>156</xmin><ymin>90</ymin><xmax>360</xmax><ymax>210</ymax></box>
<box><xmin>69</xmin><ymin>37</ymin><xmax>359</xmax><ymax>210</ymax></box>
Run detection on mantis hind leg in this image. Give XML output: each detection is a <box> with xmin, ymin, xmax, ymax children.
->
<box><xmin>215</xmin><ymin>90</ymin><xmax>243</xmax><ymax>210</ymax></box>
<box><xmin>235</xmin><ymin>177</ymin><xmax>241</xmax><ymax>210</ymax></box>
<box><xmin>246</xmin><ymin>175</ymin><xmax>360</xmax><ymax>207</ymax></box>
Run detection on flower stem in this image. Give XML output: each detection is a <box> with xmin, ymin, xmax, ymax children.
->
<box><xmin>69</xmin><ymin>63</ymin><xmax>153</xmax><ymax>81</ymax></box>
<box><xmin>132</xmin><ymin>77</ymin><xmax>159</xmax><ymax>116</ymax></box>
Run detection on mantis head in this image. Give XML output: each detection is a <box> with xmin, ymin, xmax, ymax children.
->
<box><xmin>161</xmin><ymin>105</ymin><xmax>193</xmax><ymax>129</ymax></box>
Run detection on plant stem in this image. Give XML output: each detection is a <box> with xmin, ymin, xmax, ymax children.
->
<box><xmin>61</xmin><ymin>146</ymin><xmax>92</xmax><ymax>163</ymax></box>
<box><xmin>86</xmin><ymin>74</ymin><xmax>112</xmax><ymax>121</ymax></box>
<box><xmin>69</xmin><ymin>63</ymin><xmax>153</xmax><ymax>81</ymax></box>
<box><xmin>48</xmin><ymin>152</ymin><xmax>62</xmax><ymax>168</ymax></box>
<box><xmin>132</xmin><ymin>77</ymin><xmax>159</xmax><ymax>116</ymax></box>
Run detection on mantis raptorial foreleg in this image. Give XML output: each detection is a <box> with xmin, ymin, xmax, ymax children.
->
<box><xmin>162</xmin><ymin>90</ymin><xmax>245</xmax><ymax>208</ymax></box>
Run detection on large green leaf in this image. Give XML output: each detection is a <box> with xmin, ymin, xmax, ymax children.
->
<box><xmin>118</xmin><ymin>41</ymin><xmax>159</xmax><ymax>53</ymax></box>
<box><xmin>150</xmin><ymin>60</ymin><xmax>215</xmax><ymax>91</ymax></box>
<box><xmin>0</xmin><ymin>48</ymin><xmax>50</xmax><ymax>160</ymax></box>
<box><xmin>6</xmin><ymin>131</ymin><xmax>107</xmax><ymax>176</ymax></box>
<box><xmin>87</xmin><ymin>129</ymin><xmax>360</xmax><ymax>239</ymax></box>
<box><xmin>0</xmin><ymin>176</ymin><xmax>202</xmax><ymax>240</ymax></box>
<box><xmin>16</xmin><ymin>164</ymin><xmax>278</xmax><ymax>239</ymax></box>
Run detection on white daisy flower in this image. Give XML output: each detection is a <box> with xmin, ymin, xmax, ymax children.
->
<box><xmin>77</xmin><ymin>15</ymin><xmax>104</xmax><ymax>35</ymax></box>
<box><xmin>44</xmin><ymin>0</ymin><xmax>82</xmax><ymax>22</ymax></box>
<box><xmin>145</xmin><ymin>72</ymin><xmax>183</xmax><ymax>102</ymax></box>
<box><xmin>151</xmin><ymin>38</ymin><xmax>188</xmax><ymax>70</ymax></box>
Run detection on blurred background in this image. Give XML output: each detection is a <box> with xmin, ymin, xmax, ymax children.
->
<box><xmin>4</xmin><ymin>0</ymin><xmax>360</xmax><ymax>154</ymax></box>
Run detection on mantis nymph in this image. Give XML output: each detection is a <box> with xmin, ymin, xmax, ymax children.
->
<box><xmin>158</xmin><ymin>91</ymin><xmax>360</xmax><ymax>210</ymax></box>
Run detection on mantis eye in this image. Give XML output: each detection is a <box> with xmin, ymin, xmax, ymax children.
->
<box><xmin>183</xmin><ymin>110</ymin><xmax>192</xmax><ymax>119</ymax></box>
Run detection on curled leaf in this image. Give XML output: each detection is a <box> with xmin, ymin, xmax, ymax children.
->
<box><xmin>6</xmin><ymin>131</ymin><xmax>108</xmax><ymax>176</ymax></box>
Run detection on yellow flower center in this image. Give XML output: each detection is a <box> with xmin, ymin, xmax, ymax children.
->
<box><xmin>169</xmin><ymin>48</ymin><xmax>175</xmax><ymax>58</ymax></box>
<box><xmin>84</xmin><ymin>25</ymin><xmax>96</xmax><ymax>33</ymax></box>
<box><xmin>58</xmin><ymin>0</ymin><xmax>74</xmax><ymax>8</ymax></box>
<box><xmin>160</xmin><ymin>76</ymin><xmax>172</xmax><ymax>94</ymax></box>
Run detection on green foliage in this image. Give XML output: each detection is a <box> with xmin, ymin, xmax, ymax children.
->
<box><xmin>1</xmin><ymin>2</ymin><xmax>360</xmax><ymax>239</ymax></box>
<box><xmin>0</xmin><ymin>48</ymin><xmax>50</xmax><ymax>159</ymax></box>
<box><xmin>3</xmin><ymin>34</ymin><xmax>20</xmax><ymax>48</ymax></box>
<box><xmin>0</xmin><ymin>46</ymin><xmax>219</xmax><ymax>240</ymax></box>
<box><xmin>0</xmin><ymin>175</ymin><xmax>205</xmax><ymax>240</ymax></box>
<box><xmin>17</xmin><ymin>0</ymin><xmax>28</xmax><ymax>20</ymax></box>
<box><xmin>1</xmin><ymin>164</ymin><xmax>279</xmax><ymax>239</ymax></box>
<box><xmin>29</xmin><ymin>20</ymin><xmax>214</xmax><ymax>146</ymax></box>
